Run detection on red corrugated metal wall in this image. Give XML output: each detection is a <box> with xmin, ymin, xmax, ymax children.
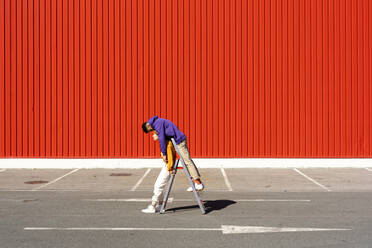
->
<box><xmin>0</xmin><ymin>0</ymin><xmax>371</xmax><ymax>158</ymax></box>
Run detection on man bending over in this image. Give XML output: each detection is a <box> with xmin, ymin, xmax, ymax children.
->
<box><xmin>142</xmin><ymin>116</ymin><xmax>204</xmax><ymax>193</ymax></box>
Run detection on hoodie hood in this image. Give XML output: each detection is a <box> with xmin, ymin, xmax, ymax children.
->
<box><xmin>147</xmin><ymin>116</ymin><xmax>159</xmax><ymax>127</ymax></box>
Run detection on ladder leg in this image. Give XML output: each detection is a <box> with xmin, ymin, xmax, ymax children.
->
<box><xmin>182</xmin><ymin>163</ymin><xmax>206</xmax><ymax>214</ymax></box>
<box><xmin>159</xmin><ymin>160</ymin><xmax>179</xmax><ymax>214</ymax></box>
<box><xmin>171</xmin><ymin>139</ymin><xmax>206</xmax><ymax>214</ymax></box>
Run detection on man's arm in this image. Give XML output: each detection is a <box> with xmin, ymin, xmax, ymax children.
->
<box><xmin>156</xmin><ymin>123</ymin><xmax>168</xmax><ymax>157</ymax></box>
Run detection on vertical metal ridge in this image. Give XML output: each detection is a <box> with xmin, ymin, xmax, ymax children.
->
<box><xmin>86</xmin><ymin>0</ymin><xmax>92</xmax><ymax>157</ymax></box>
<box><xmin>9</xmin><ymin>0</ymin><xmax>15</xmax><ymax>155</ymax></box>
<box><xmin>0</xmin><ymin>0</ymin><xmax>4</xmax><ymax>156</ymax></box>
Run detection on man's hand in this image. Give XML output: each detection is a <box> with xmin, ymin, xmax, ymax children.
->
<box><xmin>163</xmin><ymin>155</ymin><xmax>168</xmax><ymax>164</ymax></box>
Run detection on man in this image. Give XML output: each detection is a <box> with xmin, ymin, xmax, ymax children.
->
<box><xmin>142</xmin><ymin>116</ymin><xmax>204</xmax><ymax>192</ymax></box>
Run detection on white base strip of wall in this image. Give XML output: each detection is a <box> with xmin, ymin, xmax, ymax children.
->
<box><xmin>0</xmin><ymin>158</ymin><xmax>371</xmax><ymax>169</ymax></box>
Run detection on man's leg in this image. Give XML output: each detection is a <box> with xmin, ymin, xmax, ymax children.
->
<box><xmin>142</xmin><ymin>165</ymin><xmax>170</xmax><ymax>213</ymax></box>
<box><xmin>151</xmin><ymin>165</ymin><xmax>170</xmax><ymax>204</ymax></box>
<box><xmin>177</xmin><ymin>140</ymin><xmax>200</xmax><ymax>180</ymax></box>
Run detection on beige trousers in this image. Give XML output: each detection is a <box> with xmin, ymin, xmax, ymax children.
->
<box><xmin>177</xmin><ymin>140</ymin><xmax>200</xmax><ymax>180</ymax></box>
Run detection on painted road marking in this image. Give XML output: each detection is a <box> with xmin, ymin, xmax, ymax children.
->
<box><xmin>0</xmin><ymin>189</ymin><xmax>82</xmax><ymax>192</ymax></box>
<box><xmin>220</xmin><ymin>225</ymin><xmax>350</xmax><ymax>234</ymax></box>
<box><xmin>293</xmin><ymin>168</ymin><xmax>331</xmax><ymax>192</ymax></box>
<box><xmin>25</xmin><ymin>227</ymin><xmax>221</xmax><ymax>231</ymax></box>
<box><xmin>231</xmin><ymin>199</ymin><xmax>311</xmax><ymax>202</ymax></box>
<box><xmin>220</xmin><ymin>167</ymin><xmax>233</xmax><ymax>191</ymax></box>
<box><xmin>170</xmin><ymin>199</ymin><xmax>311</xmax><ymax>203</ymax></box>
<box><xmin>32</xmin><ymin>169</ymin><xmax>80</xmax><ymax>191</ymax></box>
<box><xmin>130</xmin><ymin>169</ymin><xmax>151</xmax><ymax>191</ymax></box>
<box><xmin>83</xmin><ymin>198</ymin><xmax>310</xmax><ymax>202</ymax></box>
<box><xmin>24</xmin><ymin>225</ymin><xmax>350</xmax><ymax>234</ymax></box>
<box><xmin>133</xmin><ymin>189</ymin><xmax>232</xmax><ymax>192</ymax></box>
<box><xmin>366</xmin><ymin>168</ymin><xmax>372</xmax><ymax>172</ymax></box>
<box><xmin>84</xmin><ymin>198</ymin><xmax>174</xmax><ymax>203</ymax></box>
<box><xmin>0</xmin><ymin>169</ymin><xmax>6</xmax><ymax>173</ymax></box>
<box><xmin>0</xmin><ymin>189</ymin><xmax>230</xmax><ymax>193</ymax></box>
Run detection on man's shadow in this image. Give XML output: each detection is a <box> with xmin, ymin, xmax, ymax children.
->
<box><xmin>165</xmin><ymin>200</ymin><xmax>237</xmax><ymax>214</ymax></box>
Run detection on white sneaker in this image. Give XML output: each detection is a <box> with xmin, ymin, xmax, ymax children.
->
<box><xmin>141</xmin><ymin>204</ymin><xmax>158</xmax><ymax>214</ymax></box>
<box><xmin>186</xmin><ymin>183</ymin><xmax>204</xmax><ymax>192</ymax></box>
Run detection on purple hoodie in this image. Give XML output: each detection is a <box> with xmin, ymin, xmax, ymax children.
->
<box><xmin>147</xmin><ymin>116</ymin><xmax>186</xmax><ymax>155</ymax></box>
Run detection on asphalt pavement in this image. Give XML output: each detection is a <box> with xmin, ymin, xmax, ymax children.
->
<box><xmin>1</xmin><ymin>168</ymin><xmax>372</xmax><ymax>248</ymax></box>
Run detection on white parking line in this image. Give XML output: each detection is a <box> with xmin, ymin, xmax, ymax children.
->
<box><xmin>366</xmin><ymin>168</ymin><xmax>372</xmax><ymax>172</ymax></box>
<box><xmin>84</xmin><ymin>198</ymin><xmax>174</xmax><ymax>203</ymax></box>
<box><xmin>25</xmin><ymin>227</ymin><xmax>221</xmax><ymax>232</ymax></box>
<box><xmin>171</xmin><ymin>199</ymin><xmax>311</xmax><ymax>203</ymax></box>
<box><xmin>293</xmin><ymin>168</ymin><xmax>331</xmax><ymax>192</ymax></box>
<box><xmin>24</xmin><ymin>225</ymin><xmax>350</xmax><ymax>234</ymax></box>
<box><xmin>0</xmin><ymin>169</ymin><xmax>6</xmax><ymax>172</ymax></box>
<box><xmin>0</xmin><ymin>189</ymin><xmax>82</xmax><ymax>192</ymax></box>
<box><xmin>233</xmin><ymin>199</ymin><xmax>311</xmax><ymax>202</ymax></box>
<box><xmin>133</xmin><ymin>189</ymin><xmax>232</xmax><ymax>192</ymax></box>
<box><xmin>130</xmin><ymin>169</ymin><xmax>151</xmax><ymax>191</ymax></box>
<box><xmin>220</xmin><ymin>167</ymin><xmax>233</xmax><ymax>191</ymax></box>
<box><xmin>83</xmin><ymin>198</ymin><xmax>310</xmax><ymax>203</ymax></box>
<box><xmin>32</xmin><ymin>169</ymin><xmax>80</xmax><ymax>191</ymax></box>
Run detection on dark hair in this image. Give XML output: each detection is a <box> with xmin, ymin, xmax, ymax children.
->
<box><xmin>142</xmin><ymin>122</ymin><xmax>150</xmax><ymax>133</ymax></box>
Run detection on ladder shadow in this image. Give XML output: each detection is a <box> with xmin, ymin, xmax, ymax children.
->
<box><xmin>165</xmin><ymin>200</ymin><xmax>237</xmax><ymax>214</ymax></box>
